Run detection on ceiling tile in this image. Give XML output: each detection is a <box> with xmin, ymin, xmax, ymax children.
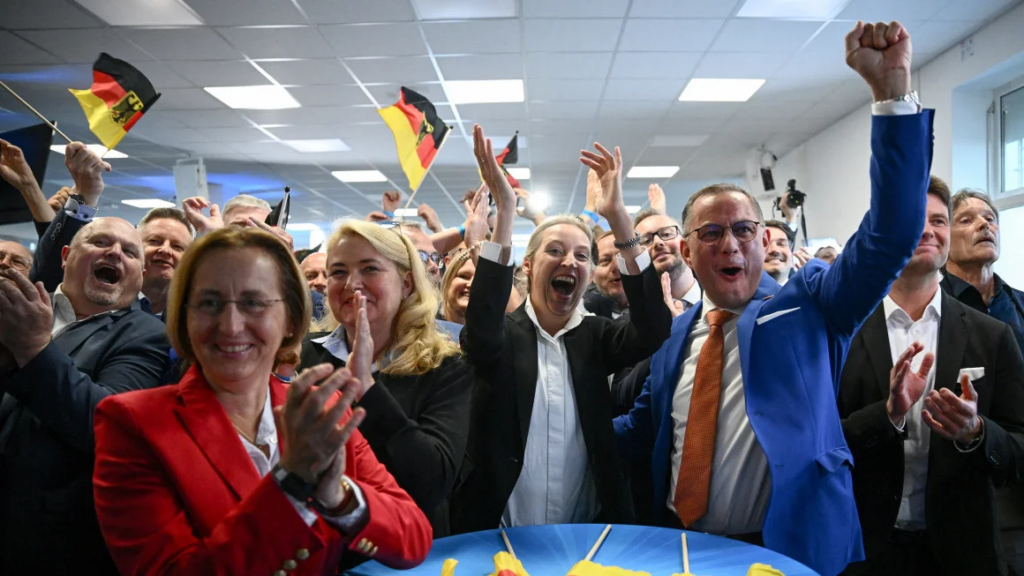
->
<box><xmin>169</xmin><ymin>109</ymin><xmax>253</xmax><ymax>128</ymax></box>
<box><xmin>257</xmin><ymin>59</ymin><xmax>353</xmax><ymax>85</ymax></box>
<box><xmin>667</xmin><ymin>101</ymin><xmax>742</xmax><ymax>119</ymax></box>
<box><xmin>301</xmin><ymin>0</ymin><xmax>418</xmax><ymax>23</ymax></box>
<box><xmin>265</xmin><ymin>125</ymin><xmax>355</xmax><ymax>139</ymax></box>
<box><xmin>119</xmin><ymin>28</ymin><xmax>243</xmax><ymax>60</ymax></box>
<box><xmin>366</xmin><ymin>83</ymin><xmax>447</xmax><ymax>105</ymax></box>
<box><xmin>528</xmin><ymin>79</ymin><xmax>606</xmax><ymax>101</ymax></box>
<box><xmin>609</xmin><ymin>52</ymin><xmax>702</xmax><ymax>78</ymax></box>
<box><xmin>150</xmin><ymin>88</ymin><xmax>227</xmax><ymax>110</ymax></box>
<box><xmin>422</xmin><ymin>20</ymin><xmax>521</xmax><ymax>55</ymax></box>
<box><xmin>186</xmin><ymin>0</ymin><xmax>306</xmax><ymax>25</ymax></box>
<box><xmin>619</xmin><ymin>19</ymin><xmax>724</xmax><ymax>52</ymax></box>
<box><xmin>130</xmin><ymin>61</ymin><xmax>194</xmax><ymax>89</ymax></box>
<box><xmin>166</xmin><ymin>60</ymin><xmax>268</xmax><ymax>87</ymax></box>
<box><xmin>436</xmin><ymin>54</ymin><xmax>524</xmax><ymax>81</ymax></box>
<box><xmin>131</xmin><ymin>126</ymin><xmax>215</xmax><ymax>144</ymax></box>
<box><xmin>710</xmin><ymin>19</ymin><xmax>824</xmax><ymax>52</ymax></box>
<box><xmin>598</xmin><ymin>100</ymin><xmax>672</xmax><ymax>118</ymax></box>
<box><xmin>243</xmin><ymin>105</ymin><xmax>382</xmax><ymax>125</ymax></box>
<box><xmin>693</xmin><ymin>52</ymin><xmax>790</xmax><ymax>78</ymax></box>
<box><xmin>526</xmin><ymin>53</ymin><xmax>613</xmax><ymax>79</ymax></box>
<box><xmin>0</xmin><ymin>32</ymin><xmax>60</xmax><ymax>65</ymax></box>
<box><xmin>524</xmin><ymin>19</ymin><xmax>624</xmax><ymax>52</ymax></box>
<box><xmin>603</xmin><ymin>78</ymin><xmax>685</xmax><ymax>100</ymax></box>
<box><xmin>522</xmin><ymin>0</ymin><xmax>629</xmax><ymax>18</ymax></box>
<box><xmin>456</xmin><ymin>103</ymin><xmax>528</xmax><ymax>121</ymax></box>
<box><xmin>217</xmin><ymin>27</ymin><xmax>335</xmax><ymax>59</ymax></box>
<box><xmin>931</xmin><ymin>0</ymin><xmax>1017</xmax><ymax>20</ymax></box>
<box><xmin>0</xmin><ymin>0</ymin><xmax>104</xmax><ymax>29</ymax></box>
<box><xmin>628</xmin><ymin>0</ymin><xmax>742</xmax><ymax>18</ymax></box>
<box><xmin>345</xmin><ymin>57</ymin><xmax>439</xmax><ymax>84</ymax></box>
<box><xmin>18</xmin><ymin>29</ymin><xmax>155</xmax><ymax>63</ymax></box>
<box><xmin>288</xmin><ymin>85</ymin><xmax>374</xmax><ymax>107</ymax></box>
<box><xmin>910</xmin><ymin>20</ymin><xmax>985</xmax><ymax>54</ymax></box>
<box><xmin>198</xmin><ymin>126</ymin><xmax>271</xmax><ymax>143</ymax></box>
<box><xmin>836</xmin><ymin>0</ymin><xmax>952</xmax><ymax>23</ymax></box>
<box><xmin>528</xmin><ymin>101</ymin><xmax>600</xmax><ymax>119</ymax></box>
<box><xmin>320</xmin><ymin>23</ymin><xmax>428</xmax><ymax>57</ymax></box>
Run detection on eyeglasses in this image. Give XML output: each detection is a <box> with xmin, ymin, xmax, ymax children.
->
<box><xmin>185</xmin><ymin>297</ymin><xmax>284</xmax><ymax>317</ymax></box>
<box><xmin>418</xmin><ymin>250</ymin><xmax>441</xmax><ymax>265</ymax></box>
<box><xmin>0</xmin><ymin>251</ymin><xmax>31</xmax><ymax>272</ymax></box>
<box><xmin>639</xmin><ymin>225</ymin><xmax>681</xmax><ymax>247</ymax></box>
<box><xmin>684</xmin><ymin>221</ymin><xmax>761</xmax><ymax>246</ymax></box>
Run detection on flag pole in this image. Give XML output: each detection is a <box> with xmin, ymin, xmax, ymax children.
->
<box><xmin>584</xmin><ymin>525</ymin><xmax>612</xmax><ymax>562</ymax></box>
<box><xmin>500</xmin><ymin>530</ymin><xmax>516</xmax><ymax>560</ymax></box>
<box><xmin>0</xmin><ymin>80</ymin><xmax>73</xmax><ymax>144</ymax></box>
<box><xmin>399</xmin><ymin>126</ymin><xmax>452</xmax><ymax>219</ymax></box>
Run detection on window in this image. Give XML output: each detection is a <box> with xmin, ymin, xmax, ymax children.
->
<box><xmin>994</xmin><ymin>79</ymin><xmax>1024</xmax><ymax>199</ymax></box>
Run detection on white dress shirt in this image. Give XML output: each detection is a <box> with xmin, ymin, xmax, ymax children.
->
<box><xmin>883</xmin><ymin>288</ymin><xmax>942</xmax><ymax>531</ymax></box>
<box><xmin>679</xmin><ymin>279</ymin><xmax>702</xmax><ymax>313</ymax></box>
<box><xmin>239</xmin><ymin>387</ymin><xmax>368</xmax><ymax>530</ymax></box>
<box><xmin>666</xmin><ymin>296</ymin><xmax>771</xmax><ymax>535</ymax></box>
<box><xmin>479</xmin><ymin>240</ymin><xmax>650</xmax><ymax>527</ymax></box>
<box><xmin>50</xmin><ymin>283</ymin><xmax>116</xmax><ymax>338</ymax></box>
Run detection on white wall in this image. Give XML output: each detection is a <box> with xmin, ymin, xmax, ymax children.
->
<box><xmin>775</xmin><ymin>1</ymin><xmax>1024</xmax><ymax>245</ymax></box>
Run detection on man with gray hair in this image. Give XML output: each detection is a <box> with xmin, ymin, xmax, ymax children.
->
<box><xmin>182</xmin><ymin>193</ymin><xmax>293</xmax><ymax>248</ymax></box>
<box><xmin>0</xmin><ymin>216</ymin><xmax>169</xmax><ymax>574</ymax></box>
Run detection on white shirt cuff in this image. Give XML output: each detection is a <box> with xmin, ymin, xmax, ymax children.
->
<box><xmin>64</xmin><ymin>200</ymin><xmax>97</xmax><ymax>222</ymax></box>
<box><xmin>322</xmin><ymin>476</ymin><xmax>368</xmax><ymax>532</ymax></box>
<box><xmin>872</xmin><ymin>99</ymin><xmax>921</xmax><ymax>116</ymax></box>
<box><xmin>285</xmin><ymin>494</ymin><xmax>319</xmax><ymax>527</ymax></box>
<box><xmin>616</xmin><ymin>249</ymin><xmax>651</xmax><ymax>275</ymax></box>
<box><xmin>480</xmin><ymin>241</ymin><xmax>513</xmax><ymax>267</ymax></box>
<box><xmin>889</xmin><ymin>414</ymin><xmax>906</xmax><ymax>433</ymax></box>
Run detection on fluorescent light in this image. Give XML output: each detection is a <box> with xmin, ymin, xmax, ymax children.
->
<box><xmin>204</xmin><ymin>85</ymin><xmax>300</xmax><ymax>110</ymax></box>
<box><xmin>50</xmin><ymin>144</ymin><xmax>128</xmax><ymax>159</ymax></box>
<box><xmin>121</xmin><ymin>198</ymin><xmax>175</xmax><ymax>209</ymax></box>
<box><xmin>625</xmin><ymin>205</ymin><xmax>642</xmax><ymax>214</ymax></box>
<box><xmin>331</xmin><ymin>170</ymin><xmax>387</xmax><ymax>183</ymax></box>
<box><xmin>526</xmin><ymin>191</ymin><xmax>550</xmax><ymax>213</ymax></box>
<box><xmin>651</xmin><ymin>135</ymin><xmax>708</xmax><ymax>147</ymax></box>
<box><xmin>506</xmin><ymin>167</ymin><xmax>530</xmax><ymax>180</ymax></box>
<box><xmin>411</xmin><ymin>0</ymin><xmax>516</xmax><ymax>20</ymax></box>
<box><xmin>627</xmin><ymin>166</ymin><xmax>679</xmax><ymax>179</ymax></box>
<box><xmin>737</xmin><ymin>0</ymin><xmax>851</xmax><ymax>19</ymax></box>
<box><xmin>284</xmin><ymin>139</ymin><xmax>350</xmax><ymax>153</ymax></box>
<box><xmin>679</xmin><ymin>79</ymin><xmax>765</xmax><ymax>102</ymax></box>
<box><xmin>394</xmin><ymin>208</ymin><xmax>419</xmax><ymax>217</ymax></box>
<box><xmin>76</xmin><ymin>0</ymin><xmax>203</xmax><ymax>26</ymax></box>
<box><xmin>443</xmin><ymin>80</ymin><xmax>524</xmax><ymax>104</ymax></box>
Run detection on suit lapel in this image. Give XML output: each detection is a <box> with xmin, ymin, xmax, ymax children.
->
<box><xmin>175</xmin><ymin>366</ymin><xmax>261</xmax><ymax>500</ymax></box>
<box><xmin>509</xmin><ymin>307</ymin><xmax>539</xmax><ymax>448</ymax></box>
<box><xmin>935</xmin><ymin>292</ymin><xmax>968</xmax><ymax>393</ymax></box>
<box><xmin>53</xmin><ymin>311</ymin><xmax>124</xmax><ymax>356</ymax></box>
<box><xmin>861</xmin><ymin>305</ymin><xmax>894</xmax><ymax>399</ymax></box>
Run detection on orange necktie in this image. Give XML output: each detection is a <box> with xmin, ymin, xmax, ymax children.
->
<box><xmin>674</xmin><ymin>309</ymin><xmax>735</xmax><ymax>527</ymax></box>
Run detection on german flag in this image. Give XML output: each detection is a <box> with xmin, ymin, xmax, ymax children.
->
<box><xmin>69</xmin><ymin>53</ymin><xmax>160</xmax><ymax>151</ymax></box>
<box><xmin>378</xmin><ymin>87</ymin><xmax>450</xmax><ymax>191</ymax></box>
<box><xmin>495</xmin><ymin>132</ymin><xmax>518</xmax><ymax>165</ymax></box>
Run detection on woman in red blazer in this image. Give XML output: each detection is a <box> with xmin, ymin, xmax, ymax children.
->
<box><xmin>93</xmin><ymin>227</ymin><xmax>432</xmax><ymax>576</ymax></box>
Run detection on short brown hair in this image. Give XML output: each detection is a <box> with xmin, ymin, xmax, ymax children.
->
<box><xmin>681</xmin><ymin>183</ymin><xmax>764</xmax><ymax>232</ymax></box>
<box><xmin>632</xmin><ymin>208</ymin><xmax>664</xmax><ymax>228</ymax></box>
<box><xmin>951</xmin><ymin>188</ymin><xmax>999</xmax><ymax>222</ymax></box>
<box><xmin>764</xmin><ymin>219</ymin><xmax>795</xmax><ymax>248</ymax></box>
<box><xmin>166</xmin><ymin>227</ymin><xmax>310</xmax><ymax>367</ymax></box>
<box><xmin>928</xmin><ymin>175</ymin><xmax>952</xmax><ymax>217</ymax></box>
<box><xmin>138</xmin><ymin>207</ymin><xmax>194</xmax><ymax>236</ymax></box>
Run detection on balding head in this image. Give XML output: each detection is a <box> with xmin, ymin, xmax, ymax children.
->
<box><xmin>60</xmin><ymin>217</ymin><xmax>144</xmax><ymax>317</ymax></box>
<box><xmin>0</xmin><ymin>240</ymin><xmax>33</xmax><ymax>273</ymax></box>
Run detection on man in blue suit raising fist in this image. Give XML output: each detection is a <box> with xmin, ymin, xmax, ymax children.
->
<box><xmin>613</xmin><ymin>21</ymin><xmax>931</xmax><ymax>576</ymax></box>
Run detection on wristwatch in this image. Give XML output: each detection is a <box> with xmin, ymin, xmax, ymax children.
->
<box><xmin>874</xmin><ymin>90</ymin><xmax>920</xmax><ymax>106</ymax></box>
<box><xmin>614</xmin><ymin>233</ymin><xmax>643</xmax><ymax>251</ymax></box>
<box><xmin>272</xmin><ymin>465</ymin><xmax>327</xmax><ymax>514</ymax></box>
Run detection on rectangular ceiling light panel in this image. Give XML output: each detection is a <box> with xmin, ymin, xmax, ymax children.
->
<box><xmin>627</xmin><ymin>166</ymin><xmax>680</xmax><ymax>178</ymax></box>
<box><xmin>204</xmin><ymin>85</ymin><xmax>301</xmax><ymax>110</ymax></box>
<box><xmin>443</xmin><ymin>80</ymin><xmax>525</xmax><ymax>104</ymax></box>
<box><xmin>679</xmin><ymin>79</ymin><xmax>766</xmax><ymax>102</ymax></box>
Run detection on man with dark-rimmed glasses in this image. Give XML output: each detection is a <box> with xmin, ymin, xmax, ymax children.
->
<box><xmin>634</xmin><ymin>209</ymin><xmax>701</xmax><ymax>314</ymax></box>
<box><xmin>0</xmin><ymin>241</ymin><xmax>32</xmax><ymax>274</ymax></box>
<box><xmin>613</xmin><ymin>21</ymin><xmax>933</xmax><ymax>575</ymax></box>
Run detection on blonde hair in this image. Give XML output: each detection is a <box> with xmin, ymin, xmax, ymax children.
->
<box><xmin>166</xmin><ymin>227</ymin><xmax>310</xmax><ymax>367</ymax></box>
<box><xmin>441</xmin><ymin>246</ymin><xmax>476</xmax><ymax>322</ymax></box>
<box><xmin>315</xmin><ymin>219</ymin><xmax>458</xmax><ymax>375</ymax></box>
<box><xmin>523</xmin><ymin>214</ymin><xmax>595</xmax><ymax>293</ymax></box>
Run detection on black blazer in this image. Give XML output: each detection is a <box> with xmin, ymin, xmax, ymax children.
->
<box><xmin>30</xmin><ymin>208</ymin><xmax>87</xmax><ymax>293</ymax></box>
<box><xmin>300</xmin><ymin>336</ymin><xmax>472</xmax><ymax>537</ymax></box>
<box><xmin>838</xmin><ymin>292</ymin><xmax>1024</xmax><ymax>575</ymax></box>
<box><xmin>0</xmin><ymin>301</ymin><xmax>169</xmax><ymax>574</ymax></box>
<box><xmin>451</xmin><ymin>256</ymin><xmax>672</xmax><ymax>534</ymax></box>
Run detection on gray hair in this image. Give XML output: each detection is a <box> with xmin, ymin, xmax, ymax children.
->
<box><xmin>951</xmin><ymin>188</ymin><xmax>999</xmax><ymax>222</ymax></box>
<box><xmin>681</xmin><ymin>183</ymin><xmax>763</xmax><ymax>233</ymax></box>
<box><xmin>223</xmin><ymin>194</ymin><xmax>272</xmax><ymax>216</ymax></box>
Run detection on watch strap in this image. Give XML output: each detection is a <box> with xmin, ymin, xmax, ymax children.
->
<box><xmin>613</xmin><ymin>232</ymin><xmax>642</xmax><ymax>251</ymax></box>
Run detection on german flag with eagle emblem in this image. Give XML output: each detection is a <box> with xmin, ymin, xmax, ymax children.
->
<box><xmin>69</xmin><ymin>53</ymin><xmax>160</xmax><ymax>150</ymax></box>
<box><xmin>379</xmin><ymin>87</ymin><xmax>450</xmax><ymax>191</ymax></box>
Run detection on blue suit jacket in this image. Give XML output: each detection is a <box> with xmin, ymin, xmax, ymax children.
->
<box><xmin>614</xmin><ymin>111</ymin><xmax>934</xmax><ymax>576</ymax></box>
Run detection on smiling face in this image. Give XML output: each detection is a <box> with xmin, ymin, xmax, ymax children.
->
<box><xmin>186</xmin><ymin>247</ymin><xmax>288</xmax><ymax>391</ymax></box>
<box><xmin>682</xmin><ymin>191</ymin><xmax>768</xmax><ymax>310</ymax></box>
<box><xmin>139</xmin><ymin>217</ymin><xmax>192</xmax><ymax>285</ymax></box>
<box><xmin>444</xmin><ymin>257</ymin><xmax>475</xmax><ymax>323</ymax></box>
<box><xmin>326</xmin><ymin>233</ymin><xmax>412</xmax><ymax>334</ymax></box>
<box><xmin>763</xmin><ymin>226</ymin><xmax>793</xmax><ymax>282</ymax></box>
<box><xmin>636</xmin><ymin>214</ymin><xmax>685</xmax><ymax>278</ymax></box>
<box><xmin>402</xmin><ymin>225</ymin><xmax>440</xmax><ymax>286</ymax></box>
<box><xmin>60</xmin><ymin>217</ymin><xmax>144</xmax><ymax>316</ymax></box>
<box><xmin>300</xmin><ymin>252</ymin><xmax>328</xmax><ymax>294</ymax></box>
<box><xmin>594</xmin><ymin>234</ymin><xmax>624</xmax><ymax>304</ymax></box>
<box><xmin>904</xmin><ymin>193</ymin><xmax>950</xmax><ymax>275</ymax></box>
<box><xmin>950</xmin><ymin>197</ymin><xmax>999</xmax><ymax>266</ymax></box>
<box><xmin>523</xmin><ymin>223</ymin><xmax>592</xmax><ymax>320</ymax></box>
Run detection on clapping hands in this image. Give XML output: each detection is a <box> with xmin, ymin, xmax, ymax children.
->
<box><xmin>346</xmin><ymin>291</ymin><xmax>375</xmax><ymax>397</ymax></box>
<box><xmin>580</xmin><ymin>143</ymin><xmax>625</xmax><ymax>221</ymax></box>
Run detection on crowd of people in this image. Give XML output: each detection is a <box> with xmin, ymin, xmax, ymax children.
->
<box><xmin>0</xmin><ymin>20</ymin><xmax>1022</xmax><ymax>576</ymax></box>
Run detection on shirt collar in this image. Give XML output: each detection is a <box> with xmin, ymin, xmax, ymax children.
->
<box><xmin>52</xmin><ymin>284</ymin><xmax>77</xmax><ymax>326</ymax></box>
<box><xmin>883</xmin><ymin>285</ymin><xmax>943</xmax><ymax>324</ymax></box>
<box><xmin>940</xmin><ymin>268</ymin><xmax>974</xmax><ymax>298</ymax></box>
<box><xmin>311</xmin><ymin>325</ymin><xmax>390</xmax><ymax>372</ymax></box>
<box><xmin>254</xmin><ymin>388</ymin><xmax>278</xmax><ymax>447</ymax></box>
<box><xmin>681</xmin><ymin>280</ymin><xmax>702</xmax><ymax>308</ymax></box>
<box><xmin>526</xmin><ymin>296</ymin><xmax>584</xmax><ymax>342</ymax></box>
<box><xmin>701</xmin><ymin>294</ymin><xmax>747</xmax><ymax>319</ymax></box>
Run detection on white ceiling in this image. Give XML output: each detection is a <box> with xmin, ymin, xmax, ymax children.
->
<box><xmin>0</xmin><ymin>0</ymin><xmax>1020</xmax><ymax>243</ymax></box>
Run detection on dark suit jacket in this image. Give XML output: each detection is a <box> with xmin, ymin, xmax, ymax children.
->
<box><xmin>300</xmin><ymin>337</ymin><xmax>472</xmax><ymax>538</ymax></box>
<box><xmin>838</xmin><ymin>292</ymin><xmax>1024</xmax><ymax>575</ymax></box>
<box><xmin>30</xmin><ymin>208</ymin><xmax>87</xmax><ymax>293</ymax></box>
<box><xmin>451</xmin><ymin>256</ymin><xmax>672</xmax><ymax>534</ymax></box>
<box><xmin>0</xmin><ymin>300</ymin><xmax>169</xmax><ymax>574</ymax></box>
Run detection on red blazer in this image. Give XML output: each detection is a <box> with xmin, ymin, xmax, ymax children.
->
<box><xmin>93</xmin><ymin>365</ymin><xmax>433</xmax><ymax>576</ymax></box>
